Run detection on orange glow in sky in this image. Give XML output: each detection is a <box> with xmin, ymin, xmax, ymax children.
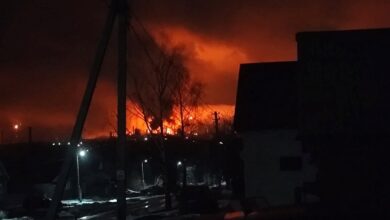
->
<box><xmin>2</xmin><ymin>0</ymin><xmax>390</xmax><ymax>141</ymax></box>
<box><xmin>150</xmin><ymin>25</ymin><xmax>249</xmax><ymax>83</ymax></box>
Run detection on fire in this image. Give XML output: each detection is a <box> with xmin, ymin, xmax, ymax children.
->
<box><xmin>137</xmin><ymin>104</ymin><xmax>235</xmax><ymax>136</ymax></box>
<box><xmin>81</xmin><ymin>26</ymin><xmax>240</xmax><ymax>140</ymax></box>
<box><xmin>166</xmin><ymin>127</ymin><xmax>173</xmax><ymax>135</ymax></box>
<box><xmin>83</xmin><ymin>103</ymin><xmax>234</xmax><ymax>139</ymax></box>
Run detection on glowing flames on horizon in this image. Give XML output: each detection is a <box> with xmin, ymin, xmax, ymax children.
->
<box><xmin>84</xmin><ymin>104</ymin><xmax>235</xmax><ymax>139</ymax></box>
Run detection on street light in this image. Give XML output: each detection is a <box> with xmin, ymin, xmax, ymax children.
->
<box><xmin>141</xmin><ymin>159</ymin><xmax>148</xmax><ymax>189</ymax></box>
<box><xmin>79</xmin><ymin>150</ymin><xmax>87</xmax><ymax>157</ymax></box>
<box><xmin>13</xmin><ymin>123</ymin><xmax>20</xmax><ymax>143</ymax></box>
<box><xmin>177</xmin><ymin>160</ymin><xmax>187</xmax><ymax>187</ymax></box>
<box><xmin>76</xmin><ymin>148</ymin><xmax>87</xmax><ymax>202</ymax></box>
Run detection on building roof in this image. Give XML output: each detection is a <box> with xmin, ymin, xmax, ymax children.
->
<box><xmin>234</xmin><ymin>62</ymin><xmax>298</xmax><ymax>132</ymax></box>
<box><xmin>296</xmin><ymin>27</ymin><xmax>390</xmax><ymax>42</ymax></box>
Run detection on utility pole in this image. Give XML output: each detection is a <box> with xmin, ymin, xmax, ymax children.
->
<box><xmin>28</xmin><ymin>126</ymin><xmax>32</xmax><ymax>144</ymax></box>
<box><xmin>75</xmin><ymin>152</ymin><xmax>82</xmax><ymax>202</ymax></box>
<box><xmin>182</xmin><ymin>159</ymin><xmax>187</xmax><ymax>187</ymax></box>
<box><xmin>0</xmin><ymin>130</ymin><xmax>3</xmax><ymax>145</ymax></box>
<box><xmin>141</xmin><ymin>159</ymin><xmax>147</xmax><ymax>189</ymax></box>
<box><xmin>213</xmin><ymin>111</ymin><xmax>220</xmax><ymax>139</ymax></box>
<box><xmin>45</xmin><ymin>0</ymin><xmax>131</xmax><ymax>218</ymax></box>
<box><xmin>116</xmin><ymin>0</ymin><xmax>128</xmax><ymax>218</ymax></box>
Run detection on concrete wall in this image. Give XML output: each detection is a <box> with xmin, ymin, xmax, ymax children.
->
<box><xmin>241</xmin><ymin>130</ymin><xmax>317</xmax><ymax>206</ymax></box>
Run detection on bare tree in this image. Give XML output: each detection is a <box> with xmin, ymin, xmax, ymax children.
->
<box><xmin>128</xmin><ymin>49</ymin><xmax>185</xmax><ymax>134</ymax></box>
<box><xmin>128</xmin><ymin>16</ymin><xmax>205</xmax><ymax>206</ymax></box>
<box><xmin>128</xmin><ymin>47</ymin><xmax>191</xmax><ymax>209</ymax></box>
<box><xmin>173</xmin><ymin>71</ymin><xmax>204</xmax><ymax>137</ymax></box>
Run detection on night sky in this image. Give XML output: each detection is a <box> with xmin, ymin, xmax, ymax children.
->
<box><xmin>1</xmin><ymin>0</ymin><xmax>390</xmax><ymax>141</ymax></box>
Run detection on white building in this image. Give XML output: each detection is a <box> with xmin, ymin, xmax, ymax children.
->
<box><xmin>234</xmin><ymin>62</ymin><xmax>317</xmax><ymax>207</ymax></box>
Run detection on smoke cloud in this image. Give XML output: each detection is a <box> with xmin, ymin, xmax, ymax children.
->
<box><xmin>1</xmin><ymin>0</ymin><xmax>390</xmax><ymax>141</ymax></box>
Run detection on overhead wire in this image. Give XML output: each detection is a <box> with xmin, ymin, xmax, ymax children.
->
<box><xmin>131</xmin><ymin>11</ymin><xmax>166</xmax><ymax>56</ymax></box>
<box><xmin>127</xmin><ymin>9</ymin><xmax>168</xmax><ymax>71</ymax></box>
<box><xmin>128</xmin><ymin>23</ymin><xmax>158</xmax><ymax>70</ymax></box>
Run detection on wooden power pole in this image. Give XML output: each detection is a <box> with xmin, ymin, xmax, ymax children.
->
<box><xmin>45</xmin><ymin>1</ymin><xmax>129</xmax><ymax>219</ymax></box>
<box><xmin>116</xmin><ymin>0</ymin><xmax>128</xmax><ymax>219</ymax></box>
<box><xmin>213</xmin><ymin>111</ymin><xmax>220</xmax><ymax>139</ymax></box>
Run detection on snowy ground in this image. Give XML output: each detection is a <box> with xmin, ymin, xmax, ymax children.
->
<box><xmin>61</xmin><ymin>195</ymin><xmax>164</xmax><ymax>206</ymax></box>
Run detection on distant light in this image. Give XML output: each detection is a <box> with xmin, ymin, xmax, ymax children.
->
<box><xmin>13</xmin><ymin>124</ymin><xmax>19</xmax><ymax>130</ymax></box>
<box><xmin>77</xmin><ymin>144</ymin><xmax>80</xmax><ymax>147</ymax></box>
<box><xmin>194</xmin><ymin>132</ymin><xmax>198</xmax><ymax>136</ymax></box>
<box><xmin>144</xmin><ymin>137</ymin><xmax>148</xmax><ymax>141</ymax></box>
<box><xmin>67</xmin><ymin>142</ymin><xmax>71</xmax><ymax>145</ymax></box>
<box><xmin>189</xmin><ymin>116</ymin><xmax>193</xmax><ymax>120</ymax></box>
<box><xmin>79</xmin><ymin>150</ymin><xmax>86</xmax><ymax>157</ymax></box>
<box><xmin>219</xmin><ymin>141</ymin><xmax>224</xmax><ymax>145</ymax></box>
<box><xmin>164</xmin><ymin>137</ymin><xmax>168</xmax><ymax>141</ymax></box>
<box><xmin>58</xmin><ymin>142</ymin><xmax>61</xmax><ymax>146</ymax></box>
<box><xmin>52</xmin><ymin>143</ymin><xmax>55</xmax><ymax>146</ymax></box>
<box><xmin>185</xmin><ymin>136</ymin><xmax>189</xmax><ymax>140</ymax></box>
<box><xmin>145</xmin><ymin>205</ymin><xmax>149</xmax><ymax>208</ymax></box>
<box><xmin>144</xmin><ymin>159</ymin><xmax>148</xmax><ymax>163</ymax></box>
<box><xmin>79</xmin><ymin>141</ymin><xmax>83</xmax><ymax>145</ymax></box>
<box><xmin>177</xmin><ymin>161</ymin><xmax>182</xmax><ymax>166</ymax></box>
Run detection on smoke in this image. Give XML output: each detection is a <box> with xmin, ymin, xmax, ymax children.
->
<box><xmin>133</xmin><ymin>0</ymin><xmax>390</xmax><ymax>104</ymax></box>
<box><xmin>1</xmin><ymin>0</ymin><xmax>390</xmax><ymax>140</ymax></box>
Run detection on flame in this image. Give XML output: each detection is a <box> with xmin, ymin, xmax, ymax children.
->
<box><xmin>83</xmin><ymin>103</ymin><xmax>234</xmax><ymax>139</ymax></box>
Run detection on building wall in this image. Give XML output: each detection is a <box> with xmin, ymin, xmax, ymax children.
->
<box><xmin>297</xmin><ymin>29</ymin><xmax>390</xmax><ymax>135</ymax></box>
<box><xmin>296</xmin><ymin>29</ymin><xmax>390</xmax><ymax>215</ymax></box>
<box><xmin>234</xmin><ymin>62</ymin><xmax>297</xmax><ymax>132</ymax></box>
<box><xmin>241</xmin><ymin>130</ymin><xmax>317</xmax><ymax>206</ymax></box>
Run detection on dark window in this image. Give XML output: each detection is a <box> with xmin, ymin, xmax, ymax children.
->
<box><xmin>280</xmin><ymin>156</ymin><xmax>302</xmax><ymax>171</ymax></box>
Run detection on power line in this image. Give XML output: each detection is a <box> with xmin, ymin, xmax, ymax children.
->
<box><xmin>129</xmin><ymin>23</ymin><xmax>158</xmax><ymax>70</ymax></box>
<box><xmin>130</xmin><ymin>11</ymin><xmax>166</xmax><ymax>56</ymax></box>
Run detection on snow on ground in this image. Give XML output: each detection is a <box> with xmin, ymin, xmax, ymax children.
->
<box><xmin>61</xmin><ymin>195</ymin><xmax>164</xmax><ymax>207</ymax></box>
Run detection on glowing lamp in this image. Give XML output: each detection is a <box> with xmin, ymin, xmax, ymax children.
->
<box><xmin>79</xmin><ymin>150</ymin><xmax>86</xmax><ymax>157</ymax></box>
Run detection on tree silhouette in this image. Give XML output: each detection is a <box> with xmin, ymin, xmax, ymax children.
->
<box><xmin>172</xmin><ymin>63</ymin><xmax>204</xmax><ymax>137</ymax></box>
<box><xmin>128</xmin><ymin>45</ymin><xmax>205</xmax><ymax>208</ymax></box>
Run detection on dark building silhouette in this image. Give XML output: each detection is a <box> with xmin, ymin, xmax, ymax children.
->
<box><xmin>234</xmin><ymin>62</ymin><xmax>317</xmax><ymax>207</ymax></box>
<box><xmin>234</xmin><ymin>27</ymin><xmax>390</xmax><ymax>217</ymax></box>
<box><xmin>297</xmin><ymin>28</ymin><xmax>390</xmax><ymax>217</ymax></box>
<box><xmin>234</xmin><ymin>62</ymin><xmax>298</xmax><ymax>131</ymax></box>
<box><xmin>297</xmin><ymin>28</ymin><xmax>390</xmax><ymax>134</ymax></box>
